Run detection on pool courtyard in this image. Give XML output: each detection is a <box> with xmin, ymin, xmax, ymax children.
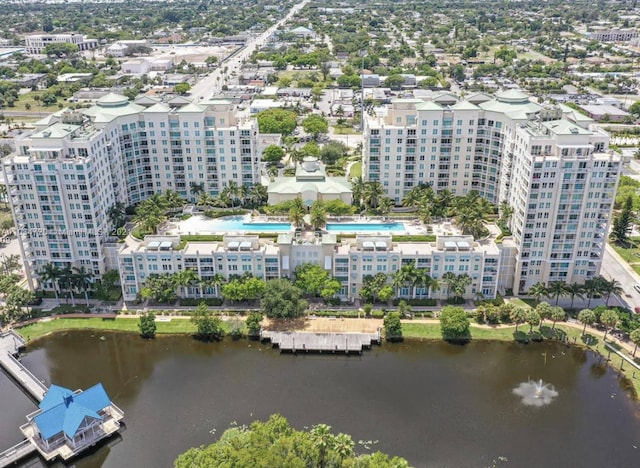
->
<box><xmin>164</xmin><ymin>214</ymin><xmax>432</xmax><ymax>236</ymax></box>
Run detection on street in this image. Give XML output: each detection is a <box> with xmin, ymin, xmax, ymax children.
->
<box><xmin>189</xmin><ymin>0</ymin><xmax>311</xmax><ymax>101</ymax></box>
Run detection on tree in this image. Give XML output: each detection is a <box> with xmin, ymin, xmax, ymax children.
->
<box><xmin>174</xmin><ymin>83</ymin><xmax>191</xmax><ymax>95</ymax></box>
<box><xmin>383</xmin><ymin>311</ymin><xmax>403</xmax><ymax>342</ymax></box>
<box><xmin>263</xmin><ymin>145</ymin><xmax>285</xmax><ymax>165</ymax></box>
<box><xmin>163</xmin><ymin>190</ymin><xmax>185</xmax><ymax>209</ymax></box>
<box><xmin>295</xmin><ymin>263</ymin><xmax>331</xmax><ymax>297</ymax></box>
<box><xmin>362</xmin><ymin>181</ymin><xmax>385</xmax><ymax>209</ymax></box>
<box><xmin>302</xmin><ymin>114</ymin><xmax>328</xmax><ymax>139</ymax></box>
<box><xmin>577</xmin><ymin>308</ymin><xmax>596</xmax><ymax>336</ymax></box>
<box><xmin>610</xmin><ymin>195</ymin><xmax>634</xmax><ymax>244</ymax></box>
<box><xmin>536</xmin><ymin>301</ymin><xmax>553</xmax><ymax>327</ymax></box>
<box><xmin>261</xmin><ymin>279</ymin><xmax>307</xmax><ymax>319</ymax></box>
<box><xmin>39</xmin><ymin>263</ymin><xmax>61</xmax><ymax>300</ymax></box>
<box><xmin>565</xmin><ymin>283</ymin><xmax>585</xmax><ymax>310</ymax></box>
<box><xmin>174</xmin><ymin>414</ymin><xmax>409</xmax><ymax>468</ymax></box>
<box><xmin>73</xmin><ymin>266</ymin><xmax>93</xmax><ymax>306</ymax></box>
<box><xmin>525</xmin><ymin>309</ymin><xmax>541</xmax><ymax>333</ymax></box>
<box><xmin>133</xmin><ymin>195</ymin><xmax>167</xmax><ymax>235</ymax></box>
<box><xmin>440</xmin><ymin>306</ymin><xmax>470</xmax><ymax>342</ymax></box>
<box><xmin>549</xmin><ymin>306</ymin><xmax>565</xmax><ymax>330</ymax></box>
<box><xmin>191</xmin><ymin>303</ymin><xmax>224</xmax><ymax>341</ymax></box>
<box><xmin>528</xmin><ymin>282</ymin><xmax>548</xmax><ymax>304</ymax></box>
<box><xmin>600</xmin><ymin>309</ymin><xmax>619</xmax><ymax>340</ymax></box>
<box><xmin>584</xmin><ymin>277</ymin><xmax>605</xmax><ymax>307</ymax></box>
<box><xmin>319</xmin><ymin>141</ymin><xmax>348</xmax><ymax>165</ymax></box>
<box><xmin>451</xmin><ymin>273</ymin><xmax>471</xmax><ymax>301</ymax></box>
<box><xmin>360</xmin><ymin>273</ymin><xmax>389</xmax><ymax>303</ymax></box>
<box><xmin>107</xmin><ymin>202</ymin><xmax>126</xmax><ymax>229</ymax></box>
<box><xmin>510</xmin><ymin>307</ymin><xmax>527</xmax><ymax>332</ymax></box>
<box><xmin>442</xmin><ymin>271</ymin><xmax>457</xmax><ymax>300</ymax></box>
<box><xmin>190</xmin><ymin>182</ymin><xmax>205</xmax><ymax>197</ymax></box>
<box><xmin>43</xmin><ymin>43</ymin><xmax>79</xmax><ymax>57</ymax></box>
<box><xmin>246</xmin><ymin>311</ymin><xmax>263</xmax><ymax>337</ymax></box>
<box><xmin>289</xmin><ymin>204</ymin><xmax>305</xmax><ymax>230</ymax></box>
<box><xmin>601</xmin><ymin>278</ymin><xmax>623</xmax><ymax>306</ymax></box>
<box><xmin>384</xmin><ymin>74</ymin><xmax>405</xmax><ymax>89</ymax></box>
<box><xmin>630</xmin><ymin>328</ymin><xmax>640</xmax><ymax>357</ymax></box>
<box><xmin>257</xmin><ymin>109</ymin><xmax>298</xmax><ymax>135</ymax></box>
<box><xmin>309</xmin><ymin>201</ymin><xmax>327</xmax><ymax>230</ymax></box>
<box><xmin>138</xmin><ymin>312</ymin><xmax>157</xmax><ymax>339</ymax></box>
<box><xmin>139</xmin><ymin>273</ymin><xmax>177</xmax><ymax>304</ymax></box>
<box><xmin>547</xmin><ymin>281</ymin><xmax>568</xmax><ymax>305</ymax></box>
<box><xmin>5</xmin><ymin>287</ymin><xmax>35</xmax><ymax>321</ymax></box>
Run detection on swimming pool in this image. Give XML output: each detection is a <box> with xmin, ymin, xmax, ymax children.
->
<box><xmin>325</xmin><ymin>222</ymin><xmax>406</xmax><ymax>233</ymax></box>
<box><xmin>181</xmin><ymin>215</ymin><xmax>293</xmax><ymax>233</ymax></box>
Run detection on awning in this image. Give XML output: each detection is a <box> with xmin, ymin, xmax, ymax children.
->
<box><xmin>375</xmin><ymin>241</ymin><xmax>387</xmax><ymax>250</ymax></box>
<box><xmin>457</xmin><ymin>241</ymin><xmax>470</xmax><ymax>250</ymax></box>
<box><xmin>147</xmin><ymin>241</ymin><xmax>160</xmax><ymax>249</ymax></box>
<box><xmin>160</xmin><ymin>241</ymin><xmax>173</xmax><ymax>250</ymax></box>
<box><xmin>363</xmin><ymin>241</ymin><xmax>375</xmax><ymax>250</ymax></box>
<box><xmin>239</xmin><ymin>241</ymin><xmax>252</xmax><ymax>250</ymax></box>
<box><xmin>228</xmin><ymin>241</ymin><xmax>239</xmax><ymax>250</ymax></box>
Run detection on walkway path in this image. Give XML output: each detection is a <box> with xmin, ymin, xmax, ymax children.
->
<box><xmin>0</xmin><ymin>330</ymin><xmax>46</xmax><ymax>401</ymax></box>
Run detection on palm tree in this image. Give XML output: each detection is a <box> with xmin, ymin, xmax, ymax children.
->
<box><xmin>394</xmin><ymin>263</ymin><xmax>417</xmax><ymax>298</ymax></box>
<box><xmin>226</xmin><ymin>181</ymin><xmax>241</xmax><ymax>207</ymax></box>
<box><xmin>547</xmin><ymin>281</ymin><xmax>568</xmax><ymax>305</ymax></box>
<box><xmin>577</xmin><ymin>308</ymin><xmax>596</xmax><ymax>337</ymax></box>
<box><xmin>451</xmin><ymin>273</ymin><xmax>472</xmax><ymax>300</ymax></box>
<box><xmin>362</xmin><ymin>181</ymin><xmax>384</xmax><ymax>209</ymax></box>
<box><xmin>190</xmin><ymin>182</ymin><xmax>205</xmax><ymax>198</ymax></box>
<box><xmin>601</xmin><ymin>278</ymin><xmax>623</xmax><ymax>306</ymax></box>
<box><xmin>73</xmin><ymin>266</ymin><xmax>93</xmax><ymax>306</ymax></box>
<box><xmin>309</xmin><ymin>201</ymin><xmax>327</xmax><ymax>230</ymax></box>
<box><xmin>59</xmin><ymin>264</ymin><xmax>77</xmax><ymax>306</ymax></box>
<box><xmin>208</xmin><ymin>273</ymin><xmax>226</xmax><ymax>297</ymax></box>
<box><xmin>433</xmin><ymin>189</ymin><xmax>454</xmax><ymax>218</ymax></box>
<box><xmin>351</xmin><ymin>176</ymin><xmax>365</xmax><ymax>206</ymax></box>
<box><xmin>163</xmin><ymin>189</ymin><xmax>185</xmax><ymax>209</ymax></box>
<box><xmin>39</xmin><ymin>263</ymin><xmax>61</xmax><ymax>300</ymax></box>
<box><xmin>378</xmin><ymin>196</ymin><xmax>394</xmax><ymax>215</ymax></box>
<box><xmin>289</xmin><ymin>206</ymin><xmax>305</xmax><ymax>230</ymax></box>
<box><xmin>528</xmin><ymin>282</ymin><xmax>548</xmax><ymax>304</ymax></box>
<box><xmin>584</xmin><ymin>278</ymin><xmax>604</xmax><ymax>308</ymax></box>
<box><xmin>600</xmin><ymin>309</ymin><xmax>619</xmax><ymax>340</ymax></box>
<box><xmin>239</xmin><ymin>184</ymin><xmax>251</xmax><ymax>207</ymax></box>
<box><xmin>175</xmin><ymin>269</ymin><xmax>199</xmax><ymax>297</ymax></box>
<box><xmin>536</xmin><ymin>301</ymin><xmax>553</xmax><ymax>327</ymax></box>
<box><xmin>107</xmin><ymin>201</ymin><xmax>126</xmax><ymax>228</ymax></box>
<box><xmin>197</xmin><ymin>193</ymin><xmax>215</xmax><ymax>208</ymax></box>
<box><xmin>565</xmin><ymin>282</ymin><xmax>585</xmax><ymax>310</ymax></box>
<box><xmin>249</xmin><ymin>184</ymin><xmax>268</xmax><ymax>208</ymax></box>
<box><xmin>267</xmin><ymin>164</ymin><xmax>279</xmax><ymax>180</ymax></box>
<box><xmin>442</xmin><ymin>271</ymin><xmax>456</xmax><ymax>300</ymax></box>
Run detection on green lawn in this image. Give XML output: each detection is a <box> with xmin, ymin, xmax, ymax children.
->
<box><xmin>17</xmin><ymin>317</ymin><xmax>236</xmax><ymax>342</ymax></box>
<box><xmin>11</xmin><ymin>90</ymin><xmax>63</xmax><ymax>113</ymax></box>
<box><xmin>349</xmin><ymin>162</ymin><xmax>362</xmax><ymax>178</ymax></box>
<box><xmin>333</xmin><ymin>126</ymin><xmax>359</xmax><ymax>135</ymax></box>
<box><xmin>402</xmin><ymin>322</ymin><xmax>640</xmax><ymax>398</ymax></box>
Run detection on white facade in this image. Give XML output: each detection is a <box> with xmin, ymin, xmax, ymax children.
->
<box><xmin>363</xmin><ymin>91</ymin><xmax>618</xmax><ymax>294</ymax></box>
<box><xmin>25</xmin><ymin>34</ymin><xmax>98</xmax><ymax>54</ymax></box>
<box><xmin>589</xmin><ymin>29</ymin><xmax>638</xmax><ymax>42</ymax></box>
<box><xmin>117</xmin><ymin>233</ymin><xmax>505</xmax><ymax>302</ymax></box>
<box><xmin>4</xmin><ymin>94</ymin><xmax>263</xmax><ymax>289</ymax></box>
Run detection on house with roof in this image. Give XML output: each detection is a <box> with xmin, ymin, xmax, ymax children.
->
<box><xmin>20</xmin><ymin>383</ymin><xmax>124</xmax><ymax>461</ymax></box>
<box><xmin>287</xmin><ymin>26</ymin><xmax>316</xmax><ymax>39</ymax></box>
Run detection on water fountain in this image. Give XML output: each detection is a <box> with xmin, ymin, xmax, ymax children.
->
<box><xmin>513</xmin><ymin>379</ymin><xmax>558</xmax><ymax>407</ymax></box>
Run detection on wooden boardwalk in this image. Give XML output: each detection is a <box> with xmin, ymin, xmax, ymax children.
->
<box><xmin>0</xmin><ymin>331</ymin><xmax>40</xmax><ymax>466</ymax></box>
<box><xmin>261</xmin><ymin>330</ymin><xmax>381</xmax><ymax>354</ymax></box>
<box><xmin>0</xmin><ymin>331</ymin><xmax>47</xmax><ymax>402</ymax></box>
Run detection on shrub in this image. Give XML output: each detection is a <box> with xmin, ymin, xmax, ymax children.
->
<box><xmin>371</xmin><ymin>309</ymin><xmax>384</xmax><ymax>318</ymax></box>
<box><xmin>180</xmin><ymin>298</ymin><xmax>223</xmax><ymax>306</ymax></box>
<box><xmin>324</xmin><ymin>296</ymin><xmax>342</xmax><ymax>306</ymax></box>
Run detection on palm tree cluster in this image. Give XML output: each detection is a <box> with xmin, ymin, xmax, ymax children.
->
<box><xmin>139</xmin><ymin>270</ymin><xmax>227</xmax><ymax>304</ymax></box>
<box><xmin>392</xmin><ymin>263</ymin><xmax>440</xmax><ymax>299</ymax></box>
<box><xmin>38</xmin><ymin>263</ymin><xmax>94</xmax><ymax>306</ymax></box>
<box><xmin>351</xmin><ymin>178</ymin><xmax>394</xmax><ymax>214</ymax></box>
<box><xmin>528</xmin><ymin>277</ymin><xmax>623</xmax><ymax>309</ymax></box>
<box><xmin>401</xmin><ymin>186</ymin><xmax>495</xmax><ymax>237</ymax></box>
<box><xmin>442</xmin><ymin>271</ymin><xmax>473</xmax><ymax>301</ymax></box>
<box><xmin>192</xmin><ymin>181</ymin><xmax>268</xmax><ymax>209</ymax></box>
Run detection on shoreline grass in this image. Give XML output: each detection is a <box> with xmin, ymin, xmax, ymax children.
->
<box><xmin>14</xmin><ymin>317</ymin><xmax>640</xmax><ymax>399</ymax></box>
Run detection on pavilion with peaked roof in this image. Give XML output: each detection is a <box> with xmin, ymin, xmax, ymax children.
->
<box><xmin>266</xmin><ymin>157</ymin><xmax>352</xmax><ymax>206</ymax></box>
<box><xmin>20</xmin><ymin>383</ymin><xmax>124</xmax><ymax>461</ymax></box>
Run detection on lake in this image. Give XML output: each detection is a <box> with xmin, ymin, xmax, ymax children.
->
<box><xmin>1</xmin><ymin>331</ymin><xmax>640</xmax><ymax>468</ymax></box>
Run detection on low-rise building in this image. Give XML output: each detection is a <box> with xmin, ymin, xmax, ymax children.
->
<box><xmin>25</xmin><ymin>33</ymin><xmax>98</xmax><ymax>54</ymax></box>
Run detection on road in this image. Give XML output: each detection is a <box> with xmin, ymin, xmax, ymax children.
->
<box><xmin>601</xmin><ymin>244</ymin><xmax>640</xmax><ymax>310</ymax></box>
<box><xmin>190</xmin><ymin>0</ymin><xmax>311</xmax><ymax>100</ymax></box>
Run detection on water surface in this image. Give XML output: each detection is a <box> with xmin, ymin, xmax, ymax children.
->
<box><xmin>1</xmin><ymin>332</ymin><xmax>639</xmax><ymax>468</ymax></box>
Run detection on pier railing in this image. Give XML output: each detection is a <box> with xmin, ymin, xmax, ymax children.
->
<box><xmin>0</xmin><ymin>439</ymin><xmax>35</xmax><ymax>467</ymax></box>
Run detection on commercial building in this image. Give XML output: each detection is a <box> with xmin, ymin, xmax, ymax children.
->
<box><xmin>24</xmin><ymin>34</ymin><xmax>98</xmax><ymax>54</ymax></box>
<box><xmin>3</xmin><ymin>94</ymin><xmax>263</xmax><ymax>290</ymax></box>
<box><xmin>589</xmin><ymin>29</ymin><xmax>639</xmax><ymax>42</ymax></box>
<box><xmin>362</xmin><ymin>90</ymin><xmax>620</xmax><ymax>294</ymax></box>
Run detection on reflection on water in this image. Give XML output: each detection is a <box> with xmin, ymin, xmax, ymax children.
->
<box><xmin>1</xmin><ymin>332</ymin><xmax>639</xmax><ymax>468</ymax></box>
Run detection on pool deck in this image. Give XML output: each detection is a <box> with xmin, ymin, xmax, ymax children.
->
<box><xmin>163</xmin><ymin>214</ymin><xmax>431</xmax><ymax>236</ymax></box>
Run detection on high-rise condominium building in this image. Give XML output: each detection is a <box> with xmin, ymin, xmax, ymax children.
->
<box><xmin>363</xmin><ymin>90</ymin><xmax>619</xmax><ymax>294</ymax></box>
<box><xmin>3</xmin><ymin>94</ymin><xmax>262</xmax><ymax>290</ymax></box>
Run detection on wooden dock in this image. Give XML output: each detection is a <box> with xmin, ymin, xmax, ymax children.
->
<box><xmin>261</xmin><ymin>330</ymin><xmax>381</xmax><ymax>354</ymax></box>
<box><xmin>0</xmin><ymin>330</ymin><xmax>41</xmax><ymax>466</ymax></box>
<box><xmin>0</xmin><ymin>331</ymin><xmax>47</xmax><ymax>402</ymax></box>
